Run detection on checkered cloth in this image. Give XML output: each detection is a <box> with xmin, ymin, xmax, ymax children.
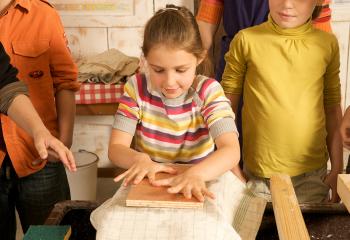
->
<box><xmin>75</xmin><ymin>83</ymin><xmax>124</xmax><ymax>104</ymax></box>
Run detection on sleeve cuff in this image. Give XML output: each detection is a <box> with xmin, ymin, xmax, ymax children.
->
<box><xmin>112</xmin><ymin>114</ymin><xmax>138</xmax><ymax>135</ymax></box>
<box><xmin>209</xmin><ymin>117</ymin><xmax>238</xmax><ymax>139</ymax></box>
<box><xmin>0</xmin><ymin>81</ymin><xmax>28</xmax><ymax>114</ymax></box>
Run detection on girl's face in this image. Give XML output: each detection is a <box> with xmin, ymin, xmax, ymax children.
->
<box><xmin>145</xmin><ymin>44</ymin><xmax>201</xmax><ymax>99</ymax></box>
<box><xmin>269</xmin><ymin>0</ymin><xmax>317</xmax><ymax>28</ymax></box>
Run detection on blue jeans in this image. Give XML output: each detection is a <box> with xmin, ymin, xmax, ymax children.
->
<box><xmin>0</xmin><ymin>155</ymin><xmax>70</xmax><ymax>240</ymax></box>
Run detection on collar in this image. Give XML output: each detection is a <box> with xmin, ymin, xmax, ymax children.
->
<box><xmin>14</xmin><ymin>0</ymin><xmax>31</xmax><ymax>12</ymax></box>
<box><xmin>267</xmin><ymin>14</ymin><xmax>313</xmax><ymax>37</ymax></box>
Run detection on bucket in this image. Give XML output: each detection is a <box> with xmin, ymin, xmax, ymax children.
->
<box><xmin>66</xmin><ymin>150</ymin><xmax>99</xmax><ymax>201</ymax></box>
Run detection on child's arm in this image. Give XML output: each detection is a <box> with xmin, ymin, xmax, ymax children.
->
<box><xmin>226</xmin><ymin>93</ymin><xmax>246</xmax><ymax>182</ymax></box>
<box><xmin>324</xmin><ymin>104</ymin><xmax>343</xmax><ymax>202</ymax></box>
<box><xmin>7</xmin><ymin>94</ymin><xmax>76</xmax><ymax>171</ymax></box>
<box><xmin>340</xmin><ymin>106</ymin><xmax>350</xmax><ymax>149</ymax></box>
<box><xmin>56</xmin><ymin>90</ymin><xmax>76</xmax><ymax>148</ymax></box>
<box><xmin>323</xmin><ymin>36</ymin><xmax>343</xmax><ymax>202</ymax></box>
<box><xmin>50</xmin><ymin>8</ymin><xmax>80</xmax><ymax>150</ymax></box>
<box><xmin>108</xmin><ymin>129</ymin><xmax>176</xmax><ymax>186</ymax></box>
<box><xmin>196</xmin><ymin>0</ymin><xmax>223</xmax><ymax>51</ymax></box>
<box><xmin>153</xmin><ymin>132</ymin><xmax>240</xmax><ymax>201</ymax></box>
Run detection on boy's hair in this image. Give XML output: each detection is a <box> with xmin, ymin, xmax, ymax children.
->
<box><xmin>142</xmin><ymin>5</ymin><xmax>210</xmax><ymax>75</ymax></box>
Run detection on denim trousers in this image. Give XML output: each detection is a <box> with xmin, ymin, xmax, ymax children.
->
<box><xmin>0</xmin><ymin>155</ymin><xmax>70</xmax><ymax>240</ymax></box>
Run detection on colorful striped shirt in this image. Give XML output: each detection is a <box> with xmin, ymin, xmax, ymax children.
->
<box><xmin>196</xmin><ymin>0</ymin><xmax>332</xmax><ymax>33</ymax></box>
<box><xmin>113</xmin><ymin>73</ymin><xmax>237</xmax><ymax>163</ymax></box>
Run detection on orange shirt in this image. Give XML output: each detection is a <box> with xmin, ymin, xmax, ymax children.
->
<box><xmin>0</xmin><ymin>0</ymin><xmax>80</xmax><ymax>177</ymax></box>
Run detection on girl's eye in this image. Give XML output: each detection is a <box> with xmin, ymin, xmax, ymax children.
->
<box><xmin>176</xmin><ymin>69</ymin><xmax>187</xmax><ymax>73</ymax></box>
<box><xmin>153</xmin><ymin>69</ymin><xmax>164</xmax><ymax>73</ymax></box>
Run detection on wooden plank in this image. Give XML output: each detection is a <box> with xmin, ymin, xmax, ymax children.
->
<box><xmin>76</xmin><ymin>103</ymin><xmax>118</xmax><ymax>115</ymax></box>
<box><xmin>337</xmin><ymin>174</ymin><xmax>350</xmax><ymax>213</ymax></box>
<box><xmin>126</xmin><ymin>165</ymin><xmax>203</xmax><ymax>208</ymax></box>
<box><xmin>270</xmin><ymin>174</ymin><xmax>310</xmax><ymax>240</ymax></box>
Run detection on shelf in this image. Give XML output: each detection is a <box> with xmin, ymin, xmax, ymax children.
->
<box><xmin>76</xmin><ymin>103</ymin><xmax>118</xmax><ymax>115</ymax></box>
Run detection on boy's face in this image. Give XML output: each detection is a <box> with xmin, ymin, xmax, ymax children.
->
<box><xmin>269</xmin><ymin>0</ymin><xmax>317</xmax><ymax>28</ymax></box>
<box><xmin>145</xmin><ymin>44</ymin><xmax>199</xmax><ymax>99</ymax></box>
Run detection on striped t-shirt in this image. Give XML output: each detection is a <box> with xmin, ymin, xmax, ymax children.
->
<box><xmin>113</xmin><ymin>73</ymin><xmax>237</xmax><ymax>163</ymax></box>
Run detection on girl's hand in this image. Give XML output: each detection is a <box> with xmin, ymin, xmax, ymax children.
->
<box><xmin>152</xmin><ymin>169</ymin><xmax>215</xmax><ymax>202</ymax></box>
<box><xmin>323</xmin><ymin>171</ymin><xmax>340</xmax><ymax>203</ymax></box>
<box><xmin>114</xmin><ymin>156</ymin><xmax>177</xmax><ymax>186</ymax></box>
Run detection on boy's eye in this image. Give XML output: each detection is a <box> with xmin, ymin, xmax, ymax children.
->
<box><xmin>176</xmin><ymin>69</ymin><xmax>187</xmax><ymax>73</ymax></box>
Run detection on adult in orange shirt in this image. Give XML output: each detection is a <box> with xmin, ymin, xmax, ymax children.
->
<box><xmin>0</xmin><ymin>42</ymin><xmax>76</xmax><ymax>170</ymax></box>
<box><xmin>0</xmin><ymin>0</ymin><xmax>80</xmax><ymax>238</ymax></box>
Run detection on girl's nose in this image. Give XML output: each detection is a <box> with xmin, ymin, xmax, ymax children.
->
<box><xmin>282</xmin><ymin>0</ymin><xmax>294</xmax><ymax>9</ymax></box>
<box><xmin>164</xmin><ymin>72</ymin><xmax>176</xmax><ymax>86</ymax></box>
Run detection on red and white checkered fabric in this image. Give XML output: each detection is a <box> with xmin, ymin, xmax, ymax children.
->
<box><xmin>75</xmin><ymin>83</ymin><xmax>124</xmax><ymax>104</ymax></box>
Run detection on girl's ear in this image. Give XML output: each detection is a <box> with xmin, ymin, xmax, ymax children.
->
<box><xmin>196</xmin><ymin>50</ymin><xmax>207</xmax><ymax>66</ymax></box>
<box><xmin>139</xmin><ymin>54</ymin><xmax>149</xmax><ymax>74</ymax></box>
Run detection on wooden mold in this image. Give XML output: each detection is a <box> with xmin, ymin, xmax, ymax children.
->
<box><xmin>337</xmin><ymin>174</ymin><xmax>350</xmax><ymax>213</ymax></box>
<box><xmin>126</xmin><ymin>164</ymin><xmax>203</xmax><ymax>209</ymax></box>
<box><xmin>270</xmin><ymin>173</ymin><xmax>310</xmax><ymax>240</ymax></box>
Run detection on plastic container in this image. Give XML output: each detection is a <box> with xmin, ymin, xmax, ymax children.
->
<box><xmin>66</xmin><ymin>150</ymin><xmax>99</xmax><ymax>201</ymax></box>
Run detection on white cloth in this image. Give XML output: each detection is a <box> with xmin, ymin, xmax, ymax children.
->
<box><xmin>90</xmin><ymin>172</ymin><xmax>266</xmax><ymax>240</ymax></box>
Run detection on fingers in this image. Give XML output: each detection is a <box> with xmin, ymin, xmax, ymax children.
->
<box><xmin>152</xmin><ymin>177</ymin><xmax>173</xmax><ymax>187</ymax></box>
<box><xmin>167</xmin><ymin>181</ymin><xmax>186</xmax><ymax>194</ymax></box>
<box><xmin>114</xmin><ymin>169</ymin><xmax>131</xmax><ymax>183</ymax></box>
<box><xmin>34</xmin><ymin>138</ymin><xmax>48</xmax><ymax>159</ymax></box>
<box><xmin>147</xmin><ymin>172</ymin><xmax>156</xmax><ymax>185</ymax></box>
<box><xmin>66</xmin><ymin>150</ymin><xmax>76</xmax><ymax>171</ymax></box>
<box><xmin>182</xmin><ymin>186</ymin><xmax>192</xmax><ymax>199</ymax></box>
<box><xmin>114</xmin><ymin>167</ymin><xmax>146</xmax><ymax>187</ymax></box>
<box><xmin>133</xmin><ymin>170</ymin><xmax>148</xmax><ymax>184</ymax></box>
<box><xmin>192</xmin><ymin>188</ymin><xmax>204</xmax><ymax>202</ymax></box>
<box><xmin>202</xmin><ymin>189</ymin><xmax>215</xmax><ymax>200</ymax></box>
<box><xmin>330</xmin><ymin>190</ymin><xmax>340</xmax><ymax>203</ymax></box>
<box><xmin>47</xmin><ymin>139</ymin><xmax>75</xmax><ymax>171</ymax></box>
<box><xmin>161</xmin><ymin>165</ymin><xmax>177</xmax><ymax>174</ymax></box>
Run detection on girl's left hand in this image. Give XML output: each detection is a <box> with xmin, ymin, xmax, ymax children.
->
<box><xmin>152</xmin><ymin>170</ymin><xmax>215</xmax><ymax>202</ymax></box>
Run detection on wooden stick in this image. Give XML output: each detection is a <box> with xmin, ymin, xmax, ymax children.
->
<box><xmin>337</xmin><ymin>174</ymin><xmax>350</xmax><ymax>213</ymax></box>
<box><xmin>270</xmin><ymin>174</ymin><xmax>310</xmax><ymax>240</ymax></box>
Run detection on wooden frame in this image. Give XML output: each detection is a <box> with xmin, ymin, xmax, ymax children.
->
<box><xmin>337</xmin><ymin>174</ymin><xmax>350</xmax><ymax>213</ymax></box>
<box><xmin>270</xmin><ymin>174</ymin><xmax>310</xmax><ymax>240</ymax></box>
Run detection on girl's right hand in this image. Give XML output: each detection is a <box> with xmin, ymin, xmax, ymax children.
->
<box><xmin>114</xmin><ymin>156</ymin><xmax>177</xmax><ymax>186</ymax></box>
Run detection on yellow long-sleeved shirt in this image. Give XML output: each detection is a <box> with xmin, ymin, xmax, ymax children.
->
<box><xmin>221</xmin><ymin>16</ymin><xmax>341</xmax><ymax>178</ymax></box>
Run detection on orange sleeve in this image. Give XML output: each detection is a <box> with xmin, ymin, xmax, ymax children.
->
<box><xmin>49</xmin><ymin>10</ymin><xmax>80</xmax><ymax>92</ymax></box>
<box><xmin>312</xmin><ymin>0</ymin><xmax>332</xmax><ymax>33</ymax></box>
<box><xmin>196</xmin><ymin>0</ymin><xmax>224</xmax><ymax>25</ymax></box>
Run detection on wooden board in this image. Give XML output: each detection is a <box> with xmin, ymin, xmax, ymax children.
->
<box><xmin>337</xmin><ymin>174</ymin><xmax>350</xmax><ymax>213</ymax></box>
<box><xmin>270</xmin><ymin>174</ymin><xmax>310</xmax><ymax>240</ymax></box>
<box><xmin>126</xmin><ymin>164</ymin><xmax>203</xmax><ymax>209</ymax></box>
